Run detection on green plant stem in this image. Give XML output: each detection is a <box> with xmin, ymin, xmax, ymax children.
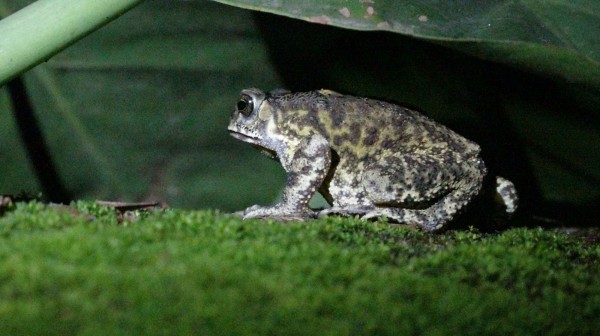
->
<box><xmin>0</xmin><ymin>0</ymin><xmax>146</xmax><ymax>85</ymax></box>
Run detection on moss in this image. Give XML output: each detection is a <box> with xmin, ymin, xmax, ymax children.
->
<box><xmin>0</xmin><ymin>201</ymin><xmax>597</xmax><ymax>335</ymax></box>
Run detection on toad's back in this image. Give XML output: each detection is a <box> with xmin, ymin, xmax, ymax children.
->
<box><xmin>270</xmin><ymin>90</ymin><xmax>481</xmax><ymax>161</ymax></box>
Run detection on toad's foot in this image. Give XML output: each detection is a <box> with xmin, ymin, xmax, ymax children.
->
<box><xmin>361</xmin><ymin>208</ymin><xmax>443</xmax><ymax>232</ymax></box>
<box><xmin>242</xmin><ymin>204</ymin><xmax>316</xmax><ymax>222</ymax></box>
<box><xmin>318</xmin><ymin>206</ymin><xmax>422</xmax><ymax>230</ymax></box>
<box><xmin>317</xmin><ymin>206</ymin><xmax>374</xmax><ymax>219</ymax></box>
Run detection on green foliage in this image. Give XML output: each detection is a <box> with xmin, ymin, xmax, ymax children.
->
<box><xmin>215</xmin><ymin>0</ymin><xmax>600</xmax><ymax>88</ymax></box>
<box><xmin>1</xmin><ymin>2</ymin><xmax>597</xmax><ymax>332</ymax></box>
<box><xmin>0</xmin><ymin>0</ymin><xmax>145</xmax><ymax>85</ymax></box>
<box><xmin>0</xmin><ymin>202</ymin><xmax>597</xmax><ymax>334</ymax></box>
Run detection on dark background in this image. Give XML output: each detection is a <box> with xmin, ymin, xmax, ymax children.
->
<box><xmin>1</xmin><ymin>0</ymin><xmax>598</xmax><ymax>226</ymax></box>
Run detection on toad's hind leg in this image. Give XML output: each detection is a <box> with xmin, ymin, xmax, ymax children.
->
<box><xmin>361</xmin><ymin>154</ymin><xmax>486</xmax><ymax>231</ymax></box>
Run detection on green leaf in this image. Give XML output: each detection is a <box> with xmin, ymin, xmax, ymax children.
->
<box><xmin>214</xmin><ymin>0</ymin><xmax>600</xmax><ymax>88</ymax></box>
<box><xmin>0</xmin><ymin>0</ymin><xmax>146</xmax><ymax>85</ymax></box>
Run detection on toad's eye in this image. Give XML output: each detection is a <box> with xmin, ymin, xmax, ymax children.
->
<box><xmin>237</xmin><ymin>94</ymin><xmax>254</xmax><ymax>116</ymax></box>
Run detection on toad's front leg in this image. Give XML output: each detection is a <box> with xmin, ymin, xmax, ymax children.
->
<box><xmin>242</xmin><ymin>135</ymin><xmax>331</xmax><ymax>221</ymax></box>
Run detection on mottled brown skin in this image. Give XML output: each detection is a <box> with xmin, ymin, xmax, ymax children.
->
<box><xmin>228</xmin><ymin>88</ymin><xmax>517</xmax><ymax>231</ymax></box>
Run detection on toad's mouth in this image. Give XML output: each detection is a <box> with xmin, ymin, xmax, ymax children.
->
<box><xmin>228</xmin><ymin>130</ymin><xmax>259</xmax><ymax>145</ymax></box>
<box><xmin>228</xmin><ymin>131</ymin><xmax>278</xmax><ymax>160</ymax></box>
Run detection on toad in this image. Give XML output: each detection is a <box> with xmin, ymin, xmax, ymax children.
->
<box><xmin>228</xmin><ymin>88</ymin><xmax>517</xmax><ymax>231</ymax></box>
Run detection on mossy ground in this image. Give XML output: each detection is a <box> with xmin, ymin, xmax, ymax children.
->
<box><xmin>0</xmin><ymin>201</ymin><xmax>598</xmax><ymax>335</ymax></box>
